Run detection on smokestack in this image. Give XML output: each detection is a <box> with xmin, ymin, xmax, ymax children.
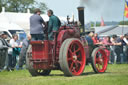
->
<box><xmin>77</xmin><ymin>7</ymin><xmax>85</xmax><ymax>32</ymax></box>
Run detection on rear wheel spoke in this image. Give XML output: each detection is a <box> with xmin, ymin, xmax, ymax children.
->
<box><xmin>70</xmin><ymin>62</ymin><xmax>74</xmax><ymax>70</ymax></box>
<box><xmin>74</xmin><ymin>47</ymin><xmax>81</xmax><ymax>54</ymax></box>
<box><xmin>68</xmin><ymin>57</ymin><xmax>73</xmax><ymax>61</ymax></box>
<box><xmin>77</xmin><ymin>54</ymin><xmax>81</xmax><ymax>58</ymax></box>
<box><xmin>73</xmin><ymin>69</ymin><xmax>77</xmax><ymax>73</ymax></box>
<box><xmin>69</xmin><ymin>49</ymin><xmax>73</xmax><ymax>55</ymax></box>
<box><xmin>75</xmin><ymin>62</ymin><xmax>78</xmax><ymax>68</ymax></box>
<box><xmin>76</xmin><ymin>60</ymin><xmax>82</xmax><ymax>65</ymax></box>
<box><xmin>73</xmin><ymin>45</ymin><xmax>76</xmax><ymax>52</ymax></box>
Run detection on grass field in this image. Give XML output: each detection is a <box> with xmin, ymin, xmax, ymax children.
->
<box><xmin>0</xmin><ymin>64</ymin><xmax>128</xmax><ymax>85</ymax></box>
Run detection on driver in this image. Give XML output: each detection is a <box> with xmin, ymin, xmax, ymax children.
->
<box><xmin>47</xmin><ymin>9</ymin><xmax>61</xmax><ymax>40</ymax></box>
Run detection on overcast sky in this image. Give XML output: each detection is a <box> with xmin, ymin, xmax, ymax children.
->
<box><xmin>40</xmin><ymin>0</ymin><xmax>126</xmax><ymax>23</ymax></box>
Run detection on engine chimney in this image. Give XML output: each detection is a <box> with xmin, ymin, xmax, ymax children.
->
<box><xmin>77</xmin><ymin>7</ymin><xmax>85</xmax><ymax>32</ymax></box>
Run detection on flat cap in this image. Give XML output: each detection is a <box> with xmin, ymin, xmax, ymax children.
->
<box><xmin>34</xmin><ymin>8</ymin><xmax>41</xmax><ymax>13</ymax></box>
<box><xmin>0</xmin><ymin>31</ymin><xmax>5</xmax><ymax>35</ymax></box>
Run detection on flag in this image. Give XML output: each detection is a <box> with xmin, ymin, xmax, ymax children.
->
<box><xmin>100</xmin><ymin>17</ymin><xmax>105</xmax><ymax>26</ymax></box>
<box><xmin>124</xmin><ymin>0</ymin><xmax>128</xmax><ymax>18</ymax></box>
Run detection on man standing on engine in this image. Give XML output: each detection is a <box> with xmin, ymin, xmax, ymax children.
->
<box><xmin>30</xmin><ymin>8</ymin><xmax>46</xmax><ymax>40</ymax></box>
<box><xmin>47</xmin><ymin>9</ymin><xmax>61</xmax><ymax>40</ymax></box>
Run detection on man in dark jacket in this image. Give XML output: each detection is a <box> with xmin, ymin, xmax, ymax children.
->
<box><xmin>0</xmin><ymin>32</ymin><xmax>9</xmax><ymax>72</ymax></box>
<box><xmin>115</xmin><ymin>35</ymin><xmax>124</xmax><ymax>64</ymax></box>
<box><xmin>30</xmin><ymin>8</ymin><xmax>46</xmax><ymax>40</ymax></box>
<box><xmin>47</xmin><ymin>9</ymin><xmax>61</xmax><ymax>40</ymax></box>
<box><xmin>123</xmin><ymin>34</ymin><xmax>128</xmax><ymax>63</ymax></box>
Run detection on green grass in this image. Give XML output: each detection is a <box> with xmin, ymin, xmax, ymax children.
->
<box><xmin>0</xmin><ymin>64</ymin><xmax>128</xmax><ymax>85</ymax></box>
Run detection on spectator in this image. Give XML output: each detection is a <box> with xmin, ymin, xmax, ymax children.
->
<box><xmin>102</xmin><ymin>36</ymin><xmax>112</xmax><ymax>63</ymax></box>
<box><xmin>115</xmin><ymin>35</ymin><xmax>124</xmax><ymax>64</ymax></box>
<box><xmin>102</xmin><ymin>36</ymin><xmax>112</xmax><ymax>45</ymax></box>
<box><xmin>0</xmin><ymin>32</ymin><xmax>9</xmax><ymax>72</ymax></box>
<box><xmin>85</xmin><ymin>32</ymin><xmax>94</xmax><ymax>46</ymax></box>
<box><xmin>85</xmin><ymin>32</ymin><xmax>94</xmax><ymax>58</ymax></box>
<box><xmin>7</xmin><ymin>39</ymin><xmax>12</xmax><ymax>71</ymax></box>
<box><xmin>92</xmin><ymin>33</ymin><xmax>102</xmax><ymax>45</ymax></box>
<box><xmin>110</xmin><ymin>35</ymin><xmax>118</xmax><ymax>64</ymax></box>
<box><xmin>123</xmin><ymin>34</ymin><xmax>128</xmax><ymax>63</ymax></box>
<box><xmin>9</xmin><ymin>34</ymin><xmax>21</xmax><ymax>70</ymax></box>
<box><xmin>18</xmin><ymin>34</ymin><xmax>31</xmax><ymax>70</ymax></box>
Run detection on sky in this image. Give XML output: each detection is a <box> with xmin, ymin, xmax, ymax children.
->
<box><xmin>38</xmin><ymin>0</ymin><xmax>126</xmax><ymax>23</ymax></box>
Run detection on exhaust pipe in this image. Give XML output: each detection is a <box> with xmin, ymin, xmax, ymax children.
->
<box><xmin>77</xmin><ymin>7</ymin><xmax>85</xmax><ymax>32</ymax></box>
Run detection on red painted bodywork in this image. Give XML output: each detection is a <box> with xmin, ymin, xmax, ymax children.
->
<box><xmin>30</xmin><ymin>40</ymin><xmax>53</xmax><ymax>69</ymax></box>
<box><xmin>30</xmin><ymin>26</ymin><xmax>82</xmax><ymax>70</ymax></box>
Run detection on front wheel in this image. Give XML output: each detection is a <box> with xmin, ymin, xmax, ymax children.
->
<box><xmin>91</xmin><ymin>47</ymin><xmax>108</xmax><ymax>73</ymax></box>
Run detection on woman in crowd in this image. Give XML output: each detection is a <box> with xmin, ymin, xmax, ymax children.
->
<box><xmin>8</xmin><ymin>34</ymin><xmax>22</xmax><ymax>71</ymax></box>
<box><xmin>102</xmin><ymin>36</ymin><xmax>112</xmax><ymax>45</ymax></box>
<box><xmin>92</xmin><ymin>33</ymin><xmax>102</xmax><ymax>45</ymax></box>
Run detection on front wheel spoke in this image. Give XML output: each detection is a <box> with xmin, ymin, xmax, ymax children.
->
<box><xmin>97</xmin><ymin>64</ymin><xmax>100</xmax><ymax>70</ymax></box>
<box><xmin>99</xmin><ymin>64</ymin><xmax>102</xmax><ymax>69</ymax></box>
<box><xmin>101</xmin><ymin>61</ymin><xmax>104</xmax><ymax>67</ymax></box>
<box><xmin>99</xmin><ymin>58</ymin><xmax>103</xmax><ymax>65</ymax></box>
<box><xmin>96</xmin><ymin>58</ymin><xmax>100</xmax><ymax>63</ymax></box>
<box><xmin>98</xmin><ymin>63</ymin><xmax>102</xmax><ymax>70</ymax></box>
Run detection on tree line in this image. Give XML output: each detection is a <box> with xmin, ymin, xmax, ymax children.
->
<box><xmin>0</xmin><ymin>0</ymin><xmax>48</xmax><ymax>13</ymax></box>
<box><xmin>119</xmin><ymin>21</ymin><xmax>128</xmax><ymax>25</ymax></box>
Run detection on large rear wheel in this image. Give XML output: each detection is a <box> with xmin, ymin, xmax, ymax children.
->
<box><xmin>59</xmin><ymin>38</ymin><xmax>86</xmax><ymax>76</ymax></box>
<box><xmin>91</xmin><ymin>47</ymin><xmax>108</xmax><ymax>73</ymax></box>
<box><xmin>26</xmin><ymin>45</ymin><xmax>51</xmax><ymax>76</ymax></box>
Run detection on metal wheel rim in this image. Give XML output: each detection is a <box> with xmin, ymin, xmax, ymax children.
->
<box><xmin>94</xmin><ymin>49</ymin><xmax>107</xmax><ymax>72</ymax></box>
<box><xmin>66</xmin><ymin>40</ymin><xmax>85</xmax><ymax>75</ymax></box>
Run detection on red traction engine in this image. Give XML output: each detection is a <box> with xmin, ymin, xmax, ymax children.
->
<box><xmin>26</xmin><ymin>26</ymin><xmax>108</xmax><ymax>76</ymax></box>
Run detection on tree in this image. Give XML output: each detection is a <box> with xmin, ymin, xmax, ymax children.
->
<box><xmin>30</xmin><ymin>2</ymin><xmax>48</xmax><ymax>14</ymax></box>
<box><xmin>0</xmin><ymin>0</ymin><xmax>8</xmax><ymax>12</ymax></box>
<box><xmin>119</xmin><ymin>21</ymin><xmax>128</xmax><ymax>25</ymax></box>
<box><xmin>0</xmin><ymin>1</ymin><xmax>1</xmax><ymax>12</ymax></box>
<box><xmin>0</xmin><ymin>0</ymin><xmax>48</xmax><ymax>13</ymax></box>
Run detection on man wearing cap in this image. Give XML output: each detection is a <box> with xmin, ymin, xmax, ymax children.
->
<box><xmin>47</xmin><ymin>9</ymin><xmax>61</xmax><ymax>40</ymax></box>
<box><xmin>30</xmin><ymin>8</ymin><xmax>46</xmax><ymax>40</ymax></box>
<box><xmin>0</xmin><ymin>32</ymin><xmax>9</xmax><ymax>71</ymax></box>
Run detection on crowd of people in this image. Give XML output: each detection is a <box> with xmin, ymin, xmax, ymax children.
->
<box><xmin>86</xmin><ymin>32</ymin><xmax>128</xmax><ymax>64</ymax></box>
<box><xmin>0</xmin><ymin>32</ymin><xmax>31</xmax><ymax>72</ymax></box>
